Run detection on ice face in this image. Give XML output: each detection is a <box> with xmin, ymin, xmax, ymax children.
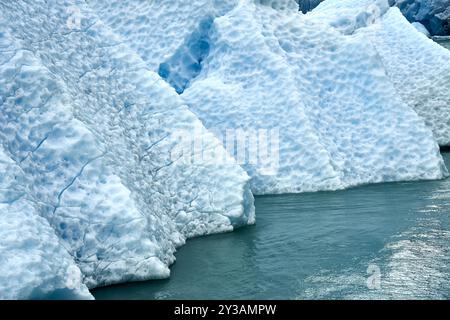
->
<box><xmin>367</xmin><ymin>8</ymin><xmax>450</xmax><ymax>146</ymax></box>
<box><xmin>0</xmin><ymin>0</ymin><xmax>449</xmax><ymax>299</ymax></box>
<box><xmin>90</xmin><ymin>0</ymin><xmax>447</xmax><ymax>194</ymax></box>
<box><xmin>391</xmin><ymin>0</ymin><xmax>450</xmax><ymax>35</ymax></box>
<box><xmin>311</xmin><ymin>0</ymin><xmax>450</xmax><ymax>146</ymax></box>
<box><xmin>0</xmin><ymin>0</ymin><xmax>254</xmax><ymax>298</ymax></box>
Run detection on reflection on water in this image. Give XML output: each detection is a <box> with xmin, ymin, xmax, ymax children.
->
<box><xmin>93</xmin><ymin>153</ymin><xmax>450</xmax><ymax>300</ymax></box>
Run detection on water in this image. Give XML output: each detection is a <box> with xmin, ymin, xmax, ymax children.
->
<box><xmin>435</xmin><ymin>36</ymin><xmax>450</xmax><ymax>50</ymax></box>
<box><xmin>93</xmin><ymin>153</ymin><xmax>450</xmax><ymax>300</ymax></box>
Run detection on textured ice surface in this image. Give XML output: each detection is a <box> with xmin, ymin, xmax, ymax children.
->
<box><xmin>412</xmin><ymin>21</ymin><xmax>432</xmax><ymax>36</ymax></box>
<box><xmin>88</xmin><ymin>0</ymin><xmax>239</xmax><ymax>72</ymax></box>
<box><xmin>311</xmin><ymin>0</ymin><xmax>450</xmax><ymax>146</ymax></box>
<box><xmin>1</xmin><ymin>0</ymin><xmax>449</xmax><ymax>299</ymax></box>
<box><xmin>0</xmin><ymin>0</ymin><xmax>253</xmax><ymax>299</ymax></box>
<box><xmin>299</xmin><ymin>0</ymin><xmax>450</xmax><ymax>35</ymax></box>
<box><xmin>91</xmin><ymin>0</ymin><xmax>447</xmax><ymax>194</ymax></box>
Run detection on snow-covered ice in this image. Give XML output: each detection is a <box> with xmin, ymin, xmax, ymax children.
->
<box><xmin>0</xmin><ymin>0</ymin><xmax>449</xmax><ymax>299</ymax></box>
<box><xmin>0</xmin><ymin>0</ymin><xmax>253</xmax><ymax>299</ymax></box>
<box><xmin>298</xmin><ymin>0</ymin><xmax>324</xmax><ymax>13</ymax></box>
<box><xmin>412</xmin><ymin>21</ymin><xmax>431</xmax><ymax>36</ymax></box>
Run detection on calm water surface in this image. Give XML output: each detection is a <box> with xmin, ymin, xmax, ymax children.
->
<box><xmin>93</xmin><ymin>153</ymin><xmax>450</xmax><ymax>299</ymax></box>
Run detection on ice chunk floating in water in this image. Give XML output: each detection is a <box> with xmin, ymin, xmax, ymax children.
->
<box><xmin>92</xmin><ymin>0</ymin><xmax>448</xmax><ymax>194</ymax></box>
<box><xmin>0</xmin><ymin>0</ymin><xmax>449</xmax><ymax>299</ymax></box>
<box><xmin>0</xmin><ymin>0</ymin><xmax>253</xmax><ymax>299</ymax></box>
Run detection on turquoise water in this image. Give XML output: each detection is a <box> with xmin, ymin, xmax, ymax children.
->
<box><xmin>93</xmin><ymin>153</ymin><xmax>450</xmax><ymax>300</ymax></box>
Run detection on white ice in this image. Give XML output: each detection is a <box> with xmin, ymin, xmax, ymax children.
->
<box><xmin>391</xmin><ymin>0</ymin><xmax>450</xmax><ymax>35</ymax></box>
<box><xmin>0</xmin><ymin>0</ymin><xmax>449</xmax><ymax>299</ymax></box>
<box><xmin>311</xmin><ymin>0</ymin><xmax>450</xmax><ymax>146</ymax></box>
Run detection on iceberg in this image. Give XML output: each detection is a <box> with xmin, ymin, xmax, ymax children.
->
<box><xmin>91</xmin><ymin>0</ymin><xmax>448</xmax><ymax>194</ymax></box>
<box><xmin>0</xmin><ymin>0</ymin><xmax>449</xmax><ymax>299</ymax></box>
<box><xmin>0</xmin><ymin>0</ymin><xmax>253</xmax><ymax>299</ymax></box>
<box><xmin>311</xmin><ymin>0</ymin><xmax>450</xmax><ymax>146</ymax></box>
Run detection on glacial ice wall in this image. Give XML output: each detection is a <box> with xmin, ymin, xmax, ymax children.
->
<box><xmin>311</xmin><ymin>0</ymin><xmax>450</xmax><ymax>146</ymax></box>
<box><xmin>91</xmin><ymin>0</ymin><xmax>448</xmax><ymax>194</ymax></box>
<box><xmin>0</xmin><ymin>0</ymin><xmax>254</xmax><ymax>299</ymax></box>
<box><xmin>391</xmin><ymin>0</ymin><xmax>450</xmax><ymax>35</ymax></box>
